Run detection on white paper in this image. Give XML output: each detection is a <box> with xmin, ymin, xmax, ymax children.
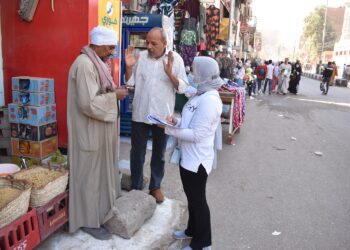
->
<box><xmin>147</xmin><ymin>115</ymin><xmax>178</xmax><ymax>128</ymax></box>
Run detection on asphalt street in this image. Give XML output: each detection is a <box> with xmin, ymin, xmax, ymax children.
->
<box><xmin>161</xmin><ymin>77</ymin><xmax>350</xmax><ymax>250</ymax></box>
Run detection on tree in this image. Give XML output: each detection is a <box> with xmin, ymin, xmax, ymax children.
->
<box><xmin>301</xmin><ymin>6</ymin><xmax>336</xmax><ymax>62</ymax></box>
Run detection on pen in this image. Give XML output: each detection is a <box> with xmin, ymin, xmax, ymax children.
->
<box><xmin>166</xmin><ymin>103</ymin><xmax>172</xmax><ymax>117</ymax></box>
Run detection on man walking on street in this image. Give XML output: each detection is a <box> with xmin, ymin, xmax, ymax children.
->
<box><xmin>321</xmin><ymin>62</ymin><xmax>334</xmax><ymax>95</ymax></box>
<box><xmin>255</xmin><ymin>61</ymin><xmax>267</xmax><ymax>94</ymax></box>
<box><xmin>278</xmin><ymin>58</ymin><xmax>292</xmax><ymax>95</ymax></box>
<box><xmin>67</xmin><ymin>26</ymin><xmax>128</xmax><ymax>240</ymax></box>
<box><xmin>124</xmin><ymin>27</ymin><xmax>188</xmax><ymax>203</ymax></box>
<box><xmin>263</xmin><ymin>60</ymin><xmax>274</xmax><ymax>94</ymax></box>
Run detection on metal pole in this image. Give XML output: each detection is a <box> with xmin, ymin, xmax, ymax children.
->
<box><xmin>321</xmin><ymin>0</ymin><xmax>329</xmax><ymax>61</ymax></box>
<box><xmin>228</xmin><ymin>0</ymin><xmax>236</xmax><ymax>47</ymax></box>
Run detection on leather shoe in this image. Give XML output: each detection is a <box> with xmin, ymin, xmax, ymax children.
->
<box><xmin>150</xmin><ymin>188</ymin><xmax>164</xmax><ymax>203</ymax></box>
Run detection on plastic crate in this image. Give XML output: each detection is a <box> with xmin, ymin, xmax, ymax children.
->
<box><xmin>35</xmin><ymin>191</ymin><xmax>68</xmax><ymax>241</ymax></box>
<box><xmin>0</xmin><ymin>208</ymin><xmax>40</xmax><ymax>250</ymax></box>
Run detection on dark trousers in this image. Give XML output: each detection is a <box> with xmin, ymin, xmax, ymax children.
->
<box><xmin>130</xmin><ymin>121</ymin><xmax>167</xmax><ymax>191</ymax></box>
<box><xmin>180</xmin><ymin>165</ymin><xmax>211</xmax><ymax>250</ymax></box>
<box><xmin>263</xmin><ymin>78</ymin><xmax>272</xmax><ymax>93</ymax></box>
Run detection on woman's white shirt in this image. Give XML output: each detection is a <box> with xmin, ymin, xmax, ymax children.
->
<box><xmin>165</xmin><ymin>90</ymin><xmax>223</xmax><ymax>175</ymax></box>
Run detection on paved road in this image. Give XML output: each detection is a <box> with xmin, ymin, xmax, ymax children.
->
<box><xmin>162</xmin><ymin>77</ymin><xmax>350</xmax><ymax>250</ymax></box>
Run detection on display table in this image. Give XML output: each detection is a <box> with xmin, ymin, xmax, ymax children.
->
<box><xmin>219</xmin><ymin>91</ymin><xmax>240</xmax><ymax>145</ymax></box>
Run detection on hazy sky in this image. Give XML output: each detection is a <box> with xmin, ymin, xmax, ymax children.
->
<box><xmin>251</xmin><ymin>0</ymin><xmax>347</xmax><ymax>52</ymax></box>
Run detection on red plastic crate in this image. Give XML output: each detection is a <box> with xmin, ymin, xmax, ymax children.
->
<box><xmin>36</xmin><ymin>191</ymin><xmax>68</xmax><ymax>241</ymax></box>
<box><xmin>0</xmin><ymin>208</ymin><xmax>40</xmax><ymax>250</ymax></box>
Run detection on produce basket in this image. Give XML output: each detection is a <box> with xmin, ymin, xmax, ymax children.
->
<box><xmin>13</xmin><ymin>166</ymin><xmax>68</xmax><ymax>207</ymax></box>
<box><xmin>0</xmin><ymin>177</ymin><xmax>32</xmax><ymax>228</ymax></box>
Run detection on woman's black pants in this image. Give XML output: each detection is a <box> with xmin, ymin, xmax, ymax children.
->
<box><xmin>180</xmin><ymin>165</ymin><xmax>211</xmax><ymax>250</ymax></box>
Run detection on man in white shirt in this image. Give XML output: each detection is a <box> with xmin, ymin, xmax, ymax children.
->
<box><xmin>125</xmin><ymin>27</ymin><xmax>188</xmax><ymax>203</ymax></box>
<box><xmin>263</xmin><ymin>59</ymin><xmax>274</xmax><ymax>94</ymax></box>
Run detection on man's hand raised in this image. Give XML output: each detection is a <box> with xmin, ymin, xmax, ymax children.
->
<box><xmin>125</xmin><ymin>45</ymin><xmax>138</xmax><ymax>68</ymax></box>
<box><xmin>163</xmin><ymin>51</ymin><xmax>174</xmax><ymax>77</ymax></box>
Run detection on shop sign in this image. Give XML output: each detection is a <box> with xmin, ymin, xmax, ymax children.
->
<box><xmin>98</xmin><ymin>0</ymin><xmax>122</xmax><ymax>58</ymax></box>
<box><xmin>122</xmin><ymin>14</ymin><xmax>163</xmax><ymax>28</ymax></box>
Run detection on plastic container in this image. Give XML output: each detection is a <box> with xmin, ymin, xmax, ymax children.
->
<box><xmin>0</xmin><ymin>208</ymin><xmax>40</xmax><ymax>250</ymax></box>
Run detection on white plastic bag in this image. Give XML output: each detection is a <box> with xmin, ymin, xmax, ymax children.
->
<box><xmin>170</xmin><ymin>146</ymin><xmax>181</xmax><ymax>165</ymax></box>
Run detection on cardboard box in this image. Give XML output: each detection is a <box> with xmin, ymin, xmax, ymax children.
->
<box><xmin>8</xmin><ymin>103</ymin><xmax>56</xmax><ymax>125</ymax></box>
<box><xmin>12</xmin><ymin>91</ymin><xmax>55</xmax><ymax>106</ymax></box>
<box><xmin>11</xmin><ymin>136</ymin><xmax>58</xmax><ymax>159</ymax></box>
<box><xmin>10</xmin><ymin>122</ymin><xmax>57</xmax><ymax>141</ymax></box>
<box><xmin>12</xmin><ymin>76</ymin><xmax>54</xmax><ymax>92</ymax></box>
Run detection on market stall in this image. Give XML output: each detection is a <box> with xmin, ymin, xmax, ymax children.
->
<box><xmin>219</xmin><ymin>84</ymin><xmax>246</xmax><ymax>145</ymax></box>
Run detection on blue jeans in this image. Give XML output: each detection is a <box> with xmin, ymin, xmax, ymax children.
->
<box><xmin>234</xmin><ymin>78</ymin><xmax>244</xmax><ymax>87</ymax></box>
<box><xmin>257</xmin><ymin>79</ymin><xmax>264</xmax><ymax>92</ymax></box>
<box><xmin>130</xmin><ymin>121</ymin><xmax>168</xmax><ymax>191</ymax></box>
<box><xmin>263</xmin><ymin>78</ymin><xmax>272</xmax><ymax>93</ymax></box>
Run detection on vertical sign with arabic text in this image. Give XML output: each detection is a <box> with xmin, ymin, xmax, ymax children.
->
<box><xmin>98</xmin><ymin>0</ymin><xmax>121</xmax><ymax>58</ymax></box>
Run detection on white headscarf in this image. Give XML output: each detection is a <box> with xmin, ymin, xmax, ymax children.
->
<box><xmin>90</xmin><ymin>26</ymin><xmax>118</xmax><ymax>46</ymax></box>
<box><xmin>192</xmin><ymin>56</ymin><xmax>224</xmax><ymax>95</ymax></box>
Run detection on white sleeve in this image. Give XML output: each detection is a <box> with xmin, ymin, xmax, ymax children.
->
<box><xmin>174</xmin><ymin>55</ymin><xmax>189</xmax><ymax>94</ymax></box>
<box><xmin>165</xmin><ymin>96</ymin><xmax>222</xmax><ymax>142</ymax></box>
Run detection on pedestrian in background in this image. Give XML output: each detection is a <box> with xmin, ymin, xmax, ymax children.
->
<box><xmin>234</xmin><ymin>60</ymin><xmax>245</xmax><ymax>87</ymax></box>
<box><xmin>329</xmin><ymin>61</ymin><xmax>338</xmax><ymax>86</ymax></box>
<box><xmin>272</xmin><ymin>61</ymin><xmax>280</xmax><ymax>92</ymax></box>
<box><xmin>278</xmin><ymin>58</ymin><xmax>292</xmax><ymax>95</ymax></box>
<box><xmin>321</xmin><ymin>61</ymin><xmax>334</xmax><ymax>95</ymax></box>
<box><xmin>263</xmin><ymin>59</ymin><xmax>274</xmax><ymax>94</ymax></box>
<box><xmin>166</xmin><ymin>56</ymin><xmax>223</xmax><ymax>250</ymax></box>
<box><xmin>255</xmin><ymin>61</ymin><xmax>267</xmax><ymax>94</ymax></box>
<box><xmin>67</xmin><ymin>26</ymin><xmax>128</xmax><ymax>240</ymax></box>
<box><xmin>124</xmin><ymin>27</ymin><xmax>188</xmax><ymax>203</ymax></box>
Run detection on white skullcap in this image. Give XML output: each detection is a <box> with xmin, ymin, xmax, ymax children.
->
<box><xmin>90</xmin><ymin>26</ymin><xmax>117</xmax><ymax>46</ymax></box>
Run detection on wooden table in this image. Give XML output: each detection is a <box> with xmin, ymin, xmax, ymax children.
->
<box><xmin>219</xmin><ymin>91</ymin><xmax>239</xmax><ymax>145</ymax></box>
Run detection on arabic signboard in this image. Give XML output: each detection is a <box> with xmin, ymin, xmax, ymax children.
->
<box><xmin>98</xmin><ymin>0</ymin><xmax>121</xmax><ymax>58</ymax></box>
<box><xmin>122</xmin><ymin>14</ymin><xmax>163</xmax><ymax>28</ymax></box>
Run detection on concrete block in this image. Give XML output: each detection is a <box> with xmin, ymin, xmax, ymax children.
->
<box><xmin>105</xmin><ymin>190</ymin><xmax>156</xmax><ymax>239</ymax></box>
<box><xmin>120</xmin><ymin>169</ymin><xmax>148</xmax><ymax>191</ymax></box>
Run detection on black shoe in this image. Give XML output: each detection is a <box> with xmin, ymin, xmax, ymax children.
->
<box><xmin>82</xmin><ymin>227</ymin><xmax>112</xmax><ymax>240</ymax></box>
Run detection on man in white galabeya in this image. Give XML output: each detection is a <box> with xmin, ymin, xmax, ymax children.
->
<box><xmin>67</xmin><ymin>26</ymin><xmax>128</xmax><ymax>240</ymax></box>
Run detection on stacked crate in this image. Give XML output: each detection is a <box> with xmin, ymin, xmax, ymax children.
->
<box><xmin>8</xmin><ymin>77</ymin><xmax>58</xmax><ymax>164</ymax></box>
<box><xmin>0</xmin><ymin>107</ymin><xmax>12</xmax><ymax>163</ymax></box>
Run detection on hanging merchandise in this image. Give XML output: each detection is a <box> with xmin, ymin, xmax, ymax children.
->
<box><xmin>198</xmin><ymin>4</ymin><xmax>206</xmax><ymax>44</ymax></box>
<box><xmin>205</xmin><ymin>5</ymin><xmax>220</xmax><ymax>51</ymax></box>
<box><xmin>180</xmin><ymin>29</ymin><xmax>196</xmax><ymax>46</ymax></box>
<box><xmin>180</xmin><ymin>27</ymin><xmax>197</xmax><ymax>66</ymax></box>
<box><xmin>183</xmin><ymin>17</ymin><xmax>197</xmax><ymax>31</ymax></box>
<box><xmin>180</xmin><ymin>44</ymin><xmax>196</xmax><ymax>66</ymax></box>
<box><xmin>183</xmin><ymin>0</ymin><xmax>200</xmax><ymax>19</ymax></box>
<box><xmin>159</xmin><ymin>0</ymin><xmax>179</xmax><ymax>17</ymax></box>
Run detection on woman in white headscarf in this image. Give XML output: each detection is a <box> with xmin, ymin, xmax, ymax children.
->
<box><xmin>165</xmin><ymin>56</ymin><xmax>223</xmax><ymax>250</ymax></box>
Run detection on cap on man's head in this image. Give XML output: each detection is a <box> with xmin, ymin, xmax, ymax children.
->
<box><xmin>90</xmin><ymin>26</ymin><xmax>117</xmax><ymax>46</ymax></box>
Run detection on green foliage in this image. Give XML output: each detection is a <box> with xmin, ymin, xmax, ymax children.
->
<box><xmin>301</xmin><ymin>6</ymin><xmax>337</xmax><ymax>61</ymax></box>
<box><xmin>50</xmin><ymin>150</ymin><xmax>66</xmax><ymax>164</ymax></box>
